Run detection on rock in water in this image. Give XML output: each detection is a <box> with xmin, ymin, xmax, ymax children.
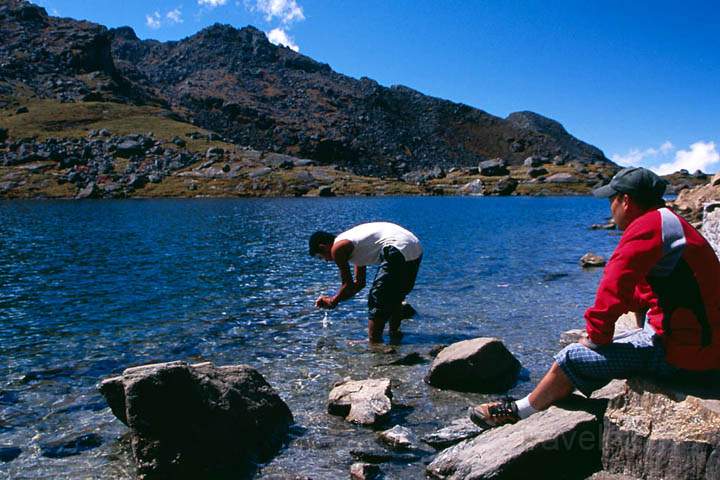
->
<box><xmin>40</xmin><ymin>433</ymin><xmax>103</xmax><ymax>458</ymax></box>
<box><xmin>422</xmin><ymin>418</ymin><xmax>485</xmax><ymax>450</ymax></box>
<box><xmin>350</xmin><ymin>462</ymin><xmax>382</xmax><ymax>479</ymax></box>
<box><xmin>99</xmin><ymin>361</ymin><xmax>293</xmax><ymax>479</ymax></box>
<box><xmin>424</xmin><ymin>338</ymin><xmax>521</xmax><ymax>393</ymax></box>
<box><xmin>602</xmin><ymin>378</ymin><xmax>720</xmax><ymax>480</ymax></box>
<box><xmin>327</xmin><ymin>378</ymin><xmax>392</xmax><ymax>425</ymax></box>
<box><xmin>426</xmin><ymin>406</ymin><xmax>601</xmax><ymax>479</ymax></box>
<box><xmin>580</xmin><ymin>252</ymin><xmax>606</xmax><ymax>268</ymax></box>
<box><xmin>378</xmin><ymin>425</ymin><xmax>417</xmax><ymax>450</ymax></box>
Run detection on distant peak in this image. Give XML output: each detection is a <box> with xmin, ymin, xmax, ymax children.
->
<box><xmin>506</xmin><ymin>111</ymin><xmax>567</xmax><ymax>134</ymax></box>
<box><xmin>111</xmin><ymin>26</ymin><xmax>139</xmax><ymax>41</ymax></box>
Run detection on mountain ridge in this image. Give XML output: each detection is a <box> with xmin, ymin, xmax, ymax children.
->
<box><xmin>1</xmin><ymin>0</ymin><xmax>612</xmax><ymax>178</ymax></box>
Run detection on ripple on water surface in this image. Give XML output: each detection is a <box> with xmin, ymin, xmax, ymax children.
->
<box><xmin>0</xmin><ymin>197</ymin><xmax>616</xmax><ymax>478</ymax></box>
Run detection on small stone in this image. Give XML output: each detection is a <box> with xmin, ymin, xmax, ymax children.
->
<box><xmin>318</xmin><ymin>185</ymin><xmax>335</xmax><ymax>197</ymax></box>
<box><xmin>327</xmin><ymin>378</ymin><xmax>392</xmax><ymax>425</ymax></box>
<box><xmin>580</xmin><ymin>253</ymin><xmax>606</xmax><ymax>268</ymax></box>
<box><xmin>546</xmin><ymin>172</ymin><xmax>578</xmax><ymax>183</ymax></box>
<box><xmin>378</xmin><ymin>425</ymin><xmax>416</xmax><ymax>450</ymax></box>
<box><xmin>350</xmin><ymin>462</ymin><xmax>381</xmax><ymax>479</ymax></box>
<box><xmin>422</xmin><ymin>418</ymin><xmax>485</xmax><ymax>450</ymax></box>
<box><xmin>459</xmin><ymin>179</ymin><xmax>484</xmax><ymax>195</ymax></box>
<box><xmin>249</xmin><ymin>167</ymin><xmax>272</xmax><ymax>179</ymax></box>
<box><xmin>15</xmin><ymin>106</ymin><xmax>29</xmax><ymax>114</ymax></box>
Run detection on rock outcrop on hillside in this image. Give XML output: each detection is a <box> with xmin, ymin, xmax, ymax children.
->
<box><xmin>1</xmin><ymin>0</ymin><xmax>613</xmax><ymax>180</ymax></box>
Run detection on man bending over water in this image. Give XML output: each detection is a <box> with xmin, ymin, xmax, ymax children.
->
<box><xmin>309</xmin><ymin>222</ymin><xmax>422</xmax><ymax>343</ymax></box>
<box><xmin>470</xmin><ymin>167</ymin><xmax>720</xmax><ymax>427</ymax></box>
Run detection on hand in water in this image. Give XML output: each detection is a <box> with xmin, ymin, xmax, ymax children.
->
<box><xmin>315</xmin><ymin>295</ymin><xmax>335</xmax><ymax>309</ymax></box>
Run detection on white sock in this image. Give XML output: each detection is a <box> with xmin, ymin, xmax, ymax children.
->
<box><xmin>515</xmin><ymin>395</ymin><xmax>538</xmax><ymax>419</ymax></box>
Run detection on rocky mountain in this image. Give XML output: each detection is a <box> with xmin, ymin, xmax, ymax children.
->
<box><xmin>1</xmin><ymin>0</ymin><xmax>612</xmax><ymax>179</ymax></box>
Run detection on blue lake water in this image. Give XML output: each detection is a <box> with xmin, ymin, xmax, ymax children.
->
<box><xmin>0</xmin><ymin>196</ymin><xmax>618</xmax><ymax>478</ymax></box>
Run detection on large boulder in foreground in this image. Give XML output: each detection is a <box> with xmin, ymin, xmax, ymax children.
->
<box><xmin>424</xmin><ymin>338</ymin><xmax>521</xmax><ymax>393</ymax></box>
<box><xmin>602</xmin><ymin>378</ymin><xmax>720</xmax><ymax>480</ymax></box>
<box><xmin>328</xmin><ymin>378</ymin><xmax>392</xmax><ymax>425</ymax></box>
<box><xmin>426</xmin><ymin>402</ymin><xmax>601</xmax><ymax>479</ymax></box>
<box><xmin>99</xmin><ymin>361</ymin><xmax>293</xmax><ymax>479</ymax></box>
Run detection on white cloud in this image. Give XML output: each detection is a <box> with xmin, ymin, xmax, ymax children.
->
<box><xmin>611</xmin><ymin>141</ymin><xmax>674</xmax><ymax>166</ymax></box>
<box><xmin>266</xmin><ymin>28</ymin><xmax>299</xmax><ymax>51</ymax></box>
<box><xmin>254</xmin><ymin>0</ymin><xmax>304</xmax><ymax>24</ymax></box>
<box><xmin>654</xmin><ymin>141</ymin><xmax>719</xmax><ymax>175</ymax></box>
<box><xmin>146</xmin><ymin>11</ymin><xmax>162</xmax><ymax>29</ymax></box>
<box><xmin>198</xmin><ymin>0</ymin><xmax>228</xmax><ymax>7</ymax></box>
<box><xmin>166</xmin><ymin>8</ymin><xmax>183</xmax><ymax>24</ymax></box>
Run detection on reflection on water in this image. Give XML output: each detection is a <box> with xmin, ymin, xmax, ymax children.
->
<box><xmin>0</xmin><ymin>197</ymin><xmax>616</xmax><ymax>478</ymax></box>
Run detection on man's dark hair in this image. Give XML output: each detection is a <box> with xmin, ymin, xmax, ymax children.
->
<box><xmin>628</xmin><ymin>193</ymin><xmax>666</xmax><ymax>211</ymax></box>
<box><xmin>309</xmin><ymin>231</ymin><xmax>336</xmax><ymax>256</ymax></box>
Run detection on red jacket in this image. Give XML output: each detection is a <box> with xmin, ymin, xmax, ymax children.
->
<box><xmin>585</xmin><ymin>207</ymin><xmax>720</xmax><ymax>371</ymax></box>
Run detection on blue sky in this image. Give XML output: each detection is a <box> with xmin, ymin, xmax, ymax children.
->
<box><xmin>36</xmin><ymin>0</ymin><xmax>720</xmax><ymax>173</ymax></box>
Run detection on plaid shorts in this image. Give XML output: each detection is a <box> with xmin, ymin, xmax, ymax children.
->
<box><xmin>554</xmin><ymin>323</ymin><xmax>679</xmax><ymax>396</ymax></box>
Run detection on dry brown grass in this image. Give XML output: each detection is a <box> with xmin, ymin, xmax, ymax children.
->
<box><xmin>1</xmin><ymin>99</ymin><xmax>234</xmax><ymax>153</ymax></box>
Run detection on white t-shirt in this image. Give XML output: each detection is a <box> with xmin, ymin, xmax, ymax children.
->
<box><xmin>335</xmin><ymin>222</ymin><xmax>422</xmax><ymax>266</ymax></box>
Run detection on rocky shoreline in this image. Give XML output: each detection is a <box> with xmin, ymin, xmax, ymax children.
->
<box><xmin>91</xmin><ymin>312</ymin><xmax>720</xmax><ymax>480</ymax></box>
<box><xmin>1</xmin><ymin>126</ymin><xmax>709</xmax><ymax>200</ymax></box>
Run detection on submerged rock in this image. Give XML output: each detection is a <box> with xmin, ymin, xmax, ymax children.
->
<box><xmin>99</xmin><ymin>361</ymin><xmax>293</xmax><ymax>479</ymax></box>
<box><xmin>40</xmin><ymin>433</ymin><xmax>103</xmax><ymax>458</ymax></box>
<box><xmin>0</xmin><ymin>446</ymin><xmax>22</xmax><ymax>462</ymax></box>
<box><xmin>426</xmin><ymin>404</ymin><xmax>601</xmax><ymax>479</ymax></box>
<box><xmin>378</xmin><ymin>425</ymin><xmax>417</xmax><ymax>450</ymax></box>
<box><xmin>424</xmin><ymin>338</ymin><xmax>521</xmax><ymax>393</ymax></box>
<box><xmin>350</xmin><ymin>462</ymin><xmax>382</xmax><ymax>480</ymax></box>
<box><xmin>422</xmin><ymin>418</ymin><xmax>485</xmax><ymax>450</ymax></box>
<box><xmin>382</xmin><ymin>352</ymin><xmax>427</xmax><ymax>366</ymax></box>
<box><xmin>328</xmin><ymin>378</ymin><xmax>392</xmax><ymax>426</ymax></box>
<box><xmin>350</xmin><ymin>448</ymin><xmax>417</xmax><ymax>463</ymax></box>
<box><xmin>580</xmin><ymin>252</ymin><xmax>606</xmax><ymax>268</ymax></box>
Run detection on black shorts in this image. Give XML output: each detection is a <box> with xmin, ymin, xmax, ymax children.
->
<box><xmin>367</xmin><ymin>245</ymin><xmax>422</xmax><ymax>319</ymax></box>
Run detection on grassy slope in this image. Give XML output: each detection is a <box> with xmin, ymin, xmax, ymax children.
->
<box><xmin>1</xmin><ymin>96</ymin><xmax>617</xmax><ymax>198</ymax></box>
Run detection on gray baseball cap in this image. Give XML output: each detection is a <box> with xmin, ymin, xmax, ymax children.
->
<box><xmin>593</xmin><ymin>167</ymin><xmax>667</xmax><ymax>200</ymax></box>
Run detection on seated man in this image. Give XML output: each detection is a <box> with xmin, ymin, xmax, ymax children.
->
<box><xmin>309</xmin><ymin>222</ymin><xmax>422</xmax><ymax>343</ymax></box>
<box><xmin>470</xmin><ymin>167</ymin><xmax>720</xmax><ymax>427</ymax></box>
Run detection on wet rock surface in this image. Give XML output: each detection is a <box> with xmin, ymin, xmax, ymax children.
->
<box><xmin>327</xmin><ymin>378</ymin><xmax>393</xmax><ymax>426</ymax></box>
<box><xmin>377</xmin><ymin>425</ymin><xmax>417</xmax><ymax>450</ymax></box>
<box><xmin>424</xmin><ymin>338</ymin><xmax>521</xmax><ymax>393</ymax></box>
<box><xmin>99</xmin><ymin>360</ymin><xmax>293</xmax><ymax>479</ymax></box>
<box><xmin>426</xmin><ymin>401</ymin><xmax>602</xmax><ymax>479</ymax></box>
<box><xmin>350</xmin><ymin>462</ymin><xmax>382</xmax><ymax>479</ymax></box>
<box><xmin>422</xmin><ymin>418</ymin><xmax>485</xmax><ymax>450</ymax></box>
